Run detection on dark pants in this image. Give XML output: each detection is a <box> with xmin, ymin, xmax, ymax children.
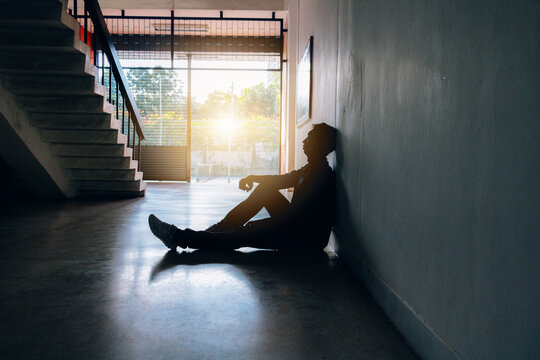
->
<box><xmin>175</xmin><ymin>184</ymin><xmax>327</xmax><ymax>251</ymax></box>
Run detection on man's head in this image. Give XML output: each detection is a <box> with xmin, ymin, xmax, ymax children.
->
<box><xmin>303</xmin><ymin>123</ymin><xmax>337</xmax><ymax>162</ymax></box>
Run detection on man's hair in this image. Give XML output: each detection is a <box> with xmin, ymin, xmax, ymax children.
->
<box><xmin>311</xmin><ymin>123</ymin><xmax>337</xmax><ymax>156</ymax></box>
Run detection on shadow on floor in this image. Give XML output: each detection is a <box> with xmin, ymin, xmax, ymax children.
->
<box><xmin>146</xmin><ymin>247</ymin><xmax>419</xmax><ymax>359</ymax></box>
<box><xmin>150</xmin><ymin>249</ymin><xmax>332</xmax><ymax>281</ymax></box>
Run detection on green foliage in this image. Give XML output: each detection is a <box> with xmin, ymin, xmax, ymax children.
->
<box><xmin>125</xmin><ymin>67</ymin><xmax>280</xmax><ymax>157</ymax></box>
<box><xmin>126</xmin><ymin>68</ymin><xmax>185</xmax><ymax>119</ymax></box>
<box><xmin>192</xmin><ymin>71</ymin><xmax>280</xmax><ymax>121</ymax></box>
<box><xmin>238</xmin><ymin>72</ymin><xmax>280</xmax><ymax>119</ymax></box>
<box><xmin>191</xmin><ymin>72</ymin><xmax>280</xmax><ymax>154</ymax></box>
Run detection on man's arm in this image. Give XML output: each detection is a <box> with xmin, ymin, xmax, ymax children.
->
<box><xmin>239</xmin><ymin>171</ymin><xmax>301</xmax><ymax>192</ymax></box>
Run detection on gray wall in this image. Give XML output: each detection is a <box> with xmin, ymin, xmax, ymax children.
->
<box><xmin>290</xmin><ymin>0</ymin><xmax>338</xmax><ymax>168</ymax></box>
<box><xmin>290</xmin><ymin>0</ymin><xmax>540</xmax><ymax>359</ymax></box>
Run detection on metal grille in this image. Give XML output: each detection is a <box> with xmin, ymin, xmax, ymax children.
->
<box><xmin>102</xmin><ymin>15</ymin><xmax>283</xmax><ymax>70</ymax></box>
<box><xmin>123</xmin><ymin>68</ymin><xmax>188</xmax><ymax>146</ymax></box>
<box><xmin>139</xmin><ymin>145</ymin><xmax>188</xmax><ymax>180</ymax></box>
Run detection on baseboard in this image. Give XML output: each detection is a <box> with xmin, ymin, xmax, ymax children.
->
<box><xmin>336</xmin><ymin>248</ymin><xmax>463</xmax><ymax>360</ymax></box>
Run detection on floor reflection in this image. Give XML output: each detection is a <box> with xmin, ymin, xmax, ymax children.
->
<box><xmin>108</xmin><ymin>247</ymin><xmax>266</xmax><ymax>358</ymax></box>
<box><xmin>1</xmin><ymin>183</ymin><xmax>418</xmax><ymax>360</ymax></box>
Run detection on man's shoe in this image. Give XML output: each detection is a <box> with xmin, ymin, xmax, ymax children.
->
<box><xmin>148</xmin><ymin>214</ymin><xmax>179</xmax><ymax>249</ymax></box>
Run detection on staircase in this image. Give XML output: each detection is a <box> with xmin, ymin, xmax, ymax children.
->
<box><xmin>0</xmin><ymin>0</ymin><xmax>145</xmax><ymax>197</ymax></box>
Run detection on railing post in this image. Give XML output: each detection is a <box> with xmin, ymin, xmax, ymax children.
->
<box><xmin>101</xmin><ymin>50</ymin><xmax>104</xmax><ymax>85</ymax></box>
<box><xmin>108</xmin><ymin>68</ymin><xmax>112</xmax><ymax>102</ymax></box>
<box><xmin>138</xmin><ymin>138</ymin><xmax>141</xmax><ymax>171</ymax></box>
<box><xmin>92</xmin><ymin>33</ymin><xmax>97</xmax><ymax>66</ymax></box>
<box><xmin>74</xmin><ymin>0</ymin><xmax>78</xmax><ymax>18</ymax></box>
<box><xmin>187</xmin><ymin>54</ymin><xmax>192</xmax><ymax>182</ymax></box>
<box><xmin>115</xmin><ymin>80</ymin><xmax>119</xmax><ymax>119</ymax></box>
<box><xmin>122</xmin><ymin>95</ymin><xmax>125</xmax><ymax>134</ymax></box>
<box><xmin>170</xmin><ymin>10</ymin><xmax>174</xmax><ymax>68</ymax></box>
<box><xmin>84</xmin><ymin>1</ymin><xmax>88</xmax><ymax>43</ymax></box>
<box><xmin>128</xmin><ymin>111</ymin><xmax>131</xmax><ymax>147</ymax></box>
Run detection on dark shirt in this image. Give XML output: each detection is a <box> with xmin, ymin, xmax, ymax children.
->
<box><xmin>272</xmin><ymin>159</ymin><xmax>336</xmax><ymax>242</ymax></box>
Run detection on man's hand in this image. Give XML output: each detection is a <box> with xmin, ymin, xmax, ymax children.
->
<box><xmin>239</xmin><ymin>175</ymin><xmax>254</xmax><ymax>192</ymax></box>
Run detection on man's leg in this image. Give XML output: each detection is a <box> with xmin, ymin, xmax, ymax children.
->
<box><xmin>150</xmin><ymin>185</ymin><xmax>294</xmax><ymax>250</ymax></box>
<box><xmin>150</xmin><ymin>213</ymin><xmax>324</xmax><ymax>251</ymax></box>
<box><xmin>214</xmin><ymin>183</ymin><xmax>290</xmax><ymax>229</ymax></box>
<box><xmin>177</xmin><ymin>218</ymin><xmax>296</xmax><ymax>250</ymax></box>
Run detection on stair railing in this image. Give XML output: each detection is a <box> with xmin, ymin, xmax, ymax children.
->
<box><xmin>70</xmin><ymin>0</ymin><xmax>145</xmax><ymax>170</ymax></box>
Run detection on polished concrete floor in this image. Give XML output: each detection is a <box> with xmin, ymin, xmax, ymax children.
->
<box><xmin>0</xmin><ymin>183</ymin><xmax>418</xmax><ymax>360</ymax></box>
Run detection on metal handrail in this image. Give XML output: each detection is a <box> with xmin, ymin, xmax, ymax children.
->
<box><xmin>81</xmin><ymin>0</ymin><xmax>145</xmax><ymax>140</ymax></box>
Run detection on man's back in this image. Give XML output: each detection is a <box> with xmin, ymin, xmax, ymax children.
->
<box><xmin>289</xmin><ymin>159</ymin><xmax>336</xmax><ymax>242</ymax></box>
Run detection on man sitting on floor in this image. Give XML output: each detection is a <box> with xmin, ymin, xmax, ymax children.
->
<box><xmin>148</xmin><ymin>122</ymin><xmax>337</xmax><ymax>251</ymax></box>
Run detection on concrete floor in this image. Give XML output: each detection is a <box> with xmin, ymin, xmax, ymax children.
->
<box><xmin>0</xmin><ymin>182</ymin><xmax>418</xmax><ymax>360</ymax></box>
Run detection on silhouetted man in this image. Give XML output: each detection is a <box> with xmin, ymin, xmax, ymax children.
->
<box><xmin>149</xmin><ymin>123</ymin><xmax>336</xmax><ymax>251</ymax></box>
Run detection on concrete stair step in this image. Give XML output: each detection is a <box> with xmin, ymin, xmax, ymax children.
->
<box><xmin>42</xmin><ymin>129</ymin><xmax>121</xmax><ymax>144</ymax></box>
<box><xmin>59</xmin><ymin>10</ymin><xmax>84</xmax><ymax>34</ymax></box>
<box><xmin>18</xmin><ymin>95</ymin><xmax>105</xmax><ymax>113</ymax></box>
<box><xmin>0</xmin><ymin>19</ymin><xmax>69</xmax><ymax>28</ymax></box>
<box><xmin>60</xmin><ymin>156</ymin><xmax>137</xmax><ymax>169</ymax></box>
<box><xmin>70</xmin><ymin>168</ymin><xmax>142</xmax><ymax>181</ymax></box>
<box><xmin>0</xmin><ymin>47</ymin><xmax>86</xmax><ymax>72</ymax></box>
<box><xmin>0</xmin><ymin>65</ymin><xmax>100</xmax><ymax>83</ymax></box>
<box><xmin>30</xmin><ymin>113</ymin><xmax>116</xmax><ymax>129</ymax></box>
<box><xmin>4</xmin><ymin>73</ymin><xmax>101</xmax><ymax>95</ymax></box>
<box><xmin>53</xmin><ymin>143</ymin><xmax>132</xmax><ymax>157</ymax></box>
<box><xmin>73</xmin><ymin>179</ymin><xmax>146</xmax><ymax>192</ymax></box>
<box><xmin>0</xmin><ymin>1</ymin><xmax>63</xmax><ymax>21</ymax></box>
<box><xmin>0</xmin><ymin>23</ymin><xmax>75</xmax><ymax>47</ymax></box>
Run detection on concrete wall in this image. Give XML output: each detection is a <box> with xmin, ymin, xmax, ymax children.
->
<box><xmin>288</xmin><ymin>0</ymin><xmax>539</xmax><ymax>359</ymax></box>
<box><xmin>286</xmin><ymin>0</ymin><xmax>339</xmax><ymax>247</ymax></box>
<box><xmin>289</xmin><ymin>0</ymin><xmax>338</xmax><ymax>168</ymax></box>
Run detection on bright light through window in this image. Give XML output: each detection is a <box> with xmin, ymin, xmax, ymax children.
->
<box><xmin>122</xmin><ymin>59</ymin><xmax>280</xmax><ymax>182</ymax></box>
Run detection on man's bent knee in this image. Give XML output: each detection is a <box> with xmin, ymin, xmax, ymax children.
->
<box><xmin>251</xmin><ymin>183</ymin><xmax>279</xmax><ymax>199</ymax></box>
